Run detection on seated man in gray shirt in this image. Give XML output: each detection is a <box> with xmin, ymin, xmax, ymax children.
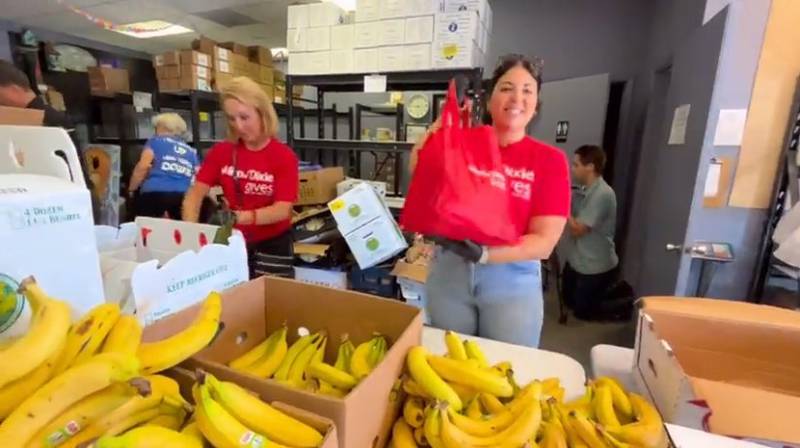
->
<box><xmin>562</xmin><ymin>145</ymin><xmax>619</xmax><ymax>319</ymax></box>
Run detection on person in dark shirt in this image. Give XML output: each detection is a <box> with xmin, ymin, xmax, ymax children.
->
<box><xmin>0</xmin><ymin>59</ymin><xmax>97</xmax><ymax>221</ymax></box>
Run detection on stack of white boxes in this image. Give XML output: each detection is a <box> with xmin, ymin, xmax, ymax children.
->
<box><xmin>287</xmin><ymin>0</ymin><xmax>492</xmax><ymax>75</ymax></box>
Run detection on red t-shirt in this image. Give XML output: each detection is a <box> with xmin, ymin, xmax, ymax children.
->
<box><xmin>196</xmin><ymin>139</ymin><xmax>298</xmax><ymax>244</ymax></box>
<box><xmin>501</xmin><ymin>136</ymin><xmax>571</xmax><ymax>236</ymax></box>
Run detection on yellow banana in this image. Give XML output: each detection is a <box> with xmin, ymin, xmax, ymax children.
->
<box><xmin>447</xmin><ymin>381</ymin><xmax>541</xmax><ymax>437</ymax></box>
<box><xmin>597</xmin><ymin>425</ymin><xmax>634</xmax><ymax>448</ymax></box>
<box><xmin>334</xmin><ymin>336</ymin><xmax>355</xmax><ymax>373</ymax></box>
<box><xmin>316</xmin><ymin>379</ymin><xmax>347</xmax><ymax>397</ymax></box>
<box><xmin>407</xmin><ymin>346</ymin><xmax>462</xmax><ymax>411</ymax></box>
<box><xmin>137</xmin><ymin>291</ymin><xmax>222</xmax><ymax>374</ymax></box>
<box><xmin>392</xmin><ymin>418</ymin><xmax>418</xmax><ymax>448</ymax></box>
<box><xmin>0</xmin><ymin>337</ymin><xmax>64</xmax><ymax>419</ymax></box>
<box><xmin>145</xmin><ymin>411</ymin><xmax>186</xmax><ymax>430</ymax></box>
<box><xmin>205</xmin><ymin>373</ymin><xmax>323</xmax><ymax>447</ymax></box>
<box><xmin>403</xmin><ymin>397</ymin><xmax>426</xmax><ymax>429</ymax></box>
<box><xmin>0</xmin><ymin>276</ymin><xmax>72</xmax><ymax>388</ymax></box>
<box><xmin>428</xmin><ymin>355</ymin><xmax>513</xmax><ymax>398</ymax></box>
<box><xmin>491</xmin><ymin>361</ymin><xmax>513</xmax><ymax>377</ymax></box>
<box><xmin>540</xmin><ymin>421</ymin><xmax>568</xmax><ymax>448</ymax></box>
<box><xmin>444</xmin><ymin>331</ymin><xmax>468</xmax><ymax>360</ymax></box>
<box><xmin>0</xmin><ymin>352</ymin><xmax>140</xmax><ymax>446</ymax></box>
<box><xmin>274</xmin><ymin>332</ymin><xmax>316</xmax><ymax>381</ymax></box>
<box><xmin>605</xmin><ymin>393</ymin><xmax>665</xmax><ymax>448</ymax></box>
<box><xmin>542</xmin><ymin>377</ymin><xmax>561</xmax><ymax>394</ymax></box>
<box><xmin>95</xmin><ymin>426</ymin><xmax>203</xmax><ymax>448</ymax></box>
<box><xmin>180</xmin><ymin>421</ymin><xmax>205</xmax><ymax>444</ymax></box>
<box><xmin>287</xmin><ymin>335</ymin><xmax>325</xmax><ymax>387</ymax></box>
<box><xmin>53</xmin><ymin>302</ymin><xmax>121</xmax><ymax>374</ymax></box>
<box><xmin>593</xmin><ymin>385</ymin><xmax>621</xmax><ymax>428</ymax></box>
<box><xmin>479</xmin><ymin>392</ymin><xmax>505</xmax><ymax>414</ymax></box>
<box><xmin>594</xmin><ymin>376</ymin><xmax>633</xmax><ymax>421</ymax></box>
<box><xmin>448</xmin><ymin>380</ymin><xmax>479</xmax><ymax>403</ymax></box>
<box><xmin>102</xmin><ymin>314</ymin><xmax>143</xmax><ymax>356</ymax></box>
<box><xmin>307</xmin><ymin>361</ymin><xmax>358</xmax><ymax>390</ymax></box>
<box><xmin>193</xmin><ymin>383</ymin><xmax>274</xmax><ymax>448</ymax></box>
<box><xmin>563</xmin><ymin>384</ymin><xmax>595</xmax><ymax>419</ymax></box>
<box><xmin>439</xmin><ymin>393</ymin><xmax>542</xmax><ymax>448</ymax></box>
<box><xmin>29</xmin><ymin>381</ymin><xmax>143</xmax><ymax>448</ymax></box>
<box><xmin>350</xmin><ymin>335</ymin><xmax>387</xmax><ymax>380</ymax></box>
<box><xmin>465</xmin><ymin>397</ymin><xmax>484</xmax><ymax>419</ymax></box>
<box><xmin>463</xmin><ymin>340</ymin><xmax>489</xmax><ymax>368</ymax></box>
<box><xmin>402</xmin><ymin>376</ymin><xmax>432</xmax><ymax>399</ymax></box>
<box><xmin>424</xmin><ymin>406</ymin><xmax>446</xmax><ymax>448</ymax></box>
<box><xmin>235</xmin><ymin>326</ymin><xmax>288</xmax><ymax>378</ymax></box>
<box><xmin>567</xmin><ymin>411</ymin><xmax>607</xmax><ymax>448</ymax></box>
<box><xmin>414</xmin><ymin>426</ymin><xmax>427</xmax><ymax>445</ymax></box>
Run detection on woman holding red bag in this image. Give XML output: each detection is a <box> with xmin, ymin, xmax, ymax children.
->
<box><xmin>410</xmin><ymin>55</ymin><xmax>571</xmax><ymax>347</ymax></box>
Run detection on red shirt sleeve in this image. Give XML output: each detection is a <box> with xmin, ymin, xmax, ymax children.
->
<box><xmin>272</xmin><ymin>143</ymin><xmax>299</xmax><ymax>203</ymax></box>
<box><xmin>195</xmin><ymin>142</ymin><xmax>227</xmax><ymax>186</ymax></box>
<box><xmin>530</xmin><ymin>147</ymin><xmax>571</xmax><ymax>217</ymax></box>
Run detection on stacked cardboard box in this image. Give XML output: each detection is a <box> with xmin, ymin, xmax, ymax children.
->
<box><xmin>153</xmin><ymin>50</ymin><xmax>212</xmax><ymax>92</ymax></box>
<box><xmin>249</xmin><ymin>45</ymin><xmax>275</xmax><ymax>100</ymax></box>
<box><xmin>88</xmin><ymin>66</ymin><xmax>130</xmax><ymax>95</ymax></box>
<box><xmin>287</xmin><ymin>0</ymin><xmax>492</xmax><ymax>75</ymax></box>
<box><xmin>193</xmin><ymin>37</ymin><xmax>234</xmax><ymax>91</ymax></box>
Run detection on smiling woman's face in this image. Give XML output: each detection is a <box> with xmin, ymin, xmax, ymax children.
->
<box><xmin>488</xmin><ymin>65</ymin><xmax>539</xmax><ymax>134</ymax></box>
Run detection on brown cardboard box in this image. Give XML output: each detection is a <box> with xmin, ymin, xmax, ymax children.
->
<box><xmin>258</xmin><ymin>65</ymin><xmax>274</xmax><ymax>85</ymax></box>
<box><xmin>179</xmin><ymin>50</ymin><xmax>211</xmax><ymax>68</ymax></box>
<box><xmin>167</xmin><ymin>367</ymin><xmax>339</xmax><ymax>448</ymax></box>
<box><xmin>180</xmin><ymin>64</ymin><xmax>211</xmax><ymax>80</ymax></box>
<box><xmin>248</xmin><ymin>45</ymin><xmax>273</xmax><ymax>66</ymax></box>
<box><xmin>228</xmin><ymin>53</ymin><xmax>249</xmax><ymax>73</ymax></box>
<box><xmin>220</xmin><ymin>41</ymin><xmax>249</xmax><ymax>56</ymax></box>
<box><xmin>257</xmin><ymin>83</ymin><xmax>274</xmax><ymax>100</ymax></box>
<box><xmin>158</xmin><ymin>78</ymin><xmax>180</xmax><ymax>92</ymax></box>
<box><xmin>274</xmin><ymin>69</ymin><xmax>286</xmax><ymax>83</ymax></box>
<box><xmin>45</xmin><ymin>89</ymin><xmax>66</xmax><ymax>112</ymax></box>
<box><xmin>391</xmin><ymin>260</ymin><xmax>428</xmax><ymax>284</ymax></box>
<box><xmin>214</xmin><ymin>46</ymin><xmax>231</xmax><ymax>63</ymax></box>
<box><xmin>178</xmin><ymin>73</ymin><xmax>212</xmax><ymax>92</ymax></box>
<box><xmin>143</xmin><ymin>277</ymin><xmax>422</xmax><ymax>448</ymax></box>
<box><xmin>88</xmin><ymin>66</ymin><xmax>130</xmax><ymax>94</ymax></box>
<box><xmin>0</xmin><ymin>106</ymin><xmax>43</xmax><ymax>125</ymax></box>
<box><xmin>213</xmin><ymin>71</ymin><xmax>234</xmax><ymax>91</ymax></box>
<box><xmin>299</xmin><ymin>167</ymin><xmax>345</xmax><ymax>205</ymax></box>
<box><xmin>155</xmin><ymin>65</ymin><xmax>180</xmax><ymax>79</ymax></box>
<box><xmin>153</xmin><ymin>50</ymin><xmax>179</xmax><ymax>66</ymax></box>
<box><xmin>191</xmin><ymin>36</ymin><xmax>217</xmax><ymax>56</ymax></box>
<box><xmin>635</xmin><ymin>297</ymin><xmax>800</xmax><ymax>446</ymax></box>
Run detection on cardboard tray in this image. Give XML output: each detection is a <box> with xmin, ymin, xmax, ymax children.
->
<box><xmin>143</xmin><ymin>276</ymin><xmax>423</xmax><ymax>448</ymax></box>
<box><xmin>634</xmin><ymin>297</ymin><xmax>800</xmax><ymax>447</ymax></box>
<box><xmin>167</xmin><ymin>367</ymin><xmax>338</xmax><ymax>448</ymax></box>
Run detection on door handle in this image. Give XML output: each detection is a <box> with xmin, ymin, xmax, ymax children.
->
<box><xmin>665</xmin><ymin>243</ymin><xmax>683</xmax><ymax>252</ymax></box>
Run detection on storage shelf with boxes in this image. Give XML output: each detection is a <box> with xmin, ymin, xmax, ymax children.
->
<box><xmin>287</xmin><ymin>0</ymin><xmax>492</xmax><ymax>76</ymax></box>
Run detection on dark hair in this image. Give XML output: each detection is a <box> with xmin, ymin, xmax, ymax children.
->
<box><xmin>574</xmin><ymin>145</ymin><xmax>607</xmax><ymax>175</ymax></box>
<box><xmin>0</xmin><ymin>60</ymin><xmax>31</xmax><ymax>90</ymax></box>
<box><xmin>483</xmin><ymin>54</ymin><xmax>544</xmax><ymax>124</ymax></box>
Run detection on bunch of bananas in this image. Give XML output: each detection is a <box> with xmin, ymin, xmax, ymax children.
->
<box><xmin>0</xmin><ymin>278</ymin><xmax>225</xmax><ymax>447</ymax></box>
<box><xmin>227</xmin><ymin>328</ymin><xmax>388</xmax><ymax>398</ymax></box>
<box><xmin>391</xmin><ymin>331</ymin><xmax>666</xmax><ymax>448</ymax></box>
<box><xmin>188</xmin><ymin>371</ymin><xmax>324</xmax><ymax>447</ymax></box>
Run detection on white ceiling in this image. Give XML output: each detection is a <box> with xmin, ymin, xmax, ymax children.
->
<box><xmin>6</xmin><ymin>0</ymin><xmax>316</xmax><ymax>55</ymax></box>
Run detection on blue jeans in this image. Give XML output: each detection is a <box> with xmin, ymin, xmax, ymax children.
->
<box><xmin>426</xmin><ymin>249</ymin><xmax>544</xmax><ymax>347</ymax></box>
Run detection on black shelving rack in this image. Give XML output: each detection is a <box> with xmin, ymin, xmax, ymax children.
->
<box><xmin>285</xmin><ymin>68</ymin><xmax>484</xmax><ymax>196</ymax></box>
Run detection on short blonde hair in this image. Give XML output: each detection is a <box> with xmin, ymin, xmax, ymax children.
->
<box><xmin>220</xmin><ymin>76</ymin><xmax>278</xmax><ymax>141</ymax></box>
<box><xmin>152</xmin><ymin>112</ymin><xmax>187</xmax><ymax>136</ymax></box>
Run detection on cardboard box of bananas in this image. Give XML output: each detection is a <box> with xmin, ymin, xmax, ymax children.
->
<box><xmin>391</xmin><ymin>330</ymin><xmax>669</xmax><ymax>448</ymax></box>
<box><xmin>0</xmin><ymin>276</ymin><xmax>333</xmax><ymax>447</ymax></box>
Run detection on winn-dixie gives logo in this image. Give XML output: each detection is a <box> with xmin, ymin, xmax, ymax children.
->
<box><xmin>466</xmin><ymin>165</ymin><xmax>507</xmax><ymax>190</ymax></box>
<box><xmin>0</xmin><ymin>274</ymin><xmax>24</xmax><ymax>333</ymax></box>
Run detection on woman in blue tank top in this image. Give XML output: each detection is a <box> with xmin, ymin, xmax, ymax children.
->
<box><xmin>128</xmin><ymin>113</ymin><xmax>199</xmax><ymax>219</ymax></box>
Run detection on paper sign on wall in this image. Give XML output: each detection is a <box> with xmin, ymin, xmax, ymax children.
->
<box><xmin>364</xmin><ymin>75</ymin><xmax>387</xmax><ymax>93</ymax></box>
<box><xmin>704</xmin><ymin>160</ymin><xmax>723</xmax><ymax>197</ymax></box>
<box><xmin>668</xmin><ymin>104</ymin><xmax>691</xmax><ymax>145</ymax></box>
<box><xmin>713</xmin><ymin>109</ymin><xmax>747</xmax><ymax>146</ymax></box>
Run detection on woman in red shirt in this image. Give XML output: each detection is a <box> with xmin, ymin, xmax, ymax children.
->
<box><xmin>182</xmin><ymin>77</ymin><xmax>298</xmax><ymax>278</ymax></box>
<box><xmin>411</xmin><ymin>55</ymin><xmax>570</xmax><ymax>347</ymax></box>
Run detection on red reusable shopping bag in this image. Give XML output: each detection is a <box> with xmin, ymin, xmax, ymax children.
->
<box><xmin>401</xmin><ymin>81</ymin><xmax>520</xmax><ymax>245</ymax></box>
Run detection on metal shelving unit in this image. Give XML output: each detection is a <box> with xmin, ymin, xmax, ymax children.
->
<box><xmin>285</xmin><ymin>68</ymin><xmax>484</xmax><ymax>195</ymax></box>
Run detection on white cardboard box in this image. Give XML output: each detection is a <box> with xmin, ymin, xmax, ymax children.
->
<box><xmin>405</xmin><ymin>16</ymin><xmax>434</xmax><ymax>44</ymax></box>
<box><xmin>307</xmin><ymin>51</ymin><xmax>332</xmax><ymax>74</ymax></box>
<box><xmin>354</xmin><ymin>21</ymin><xmax>382</xmax><ymax>48</ymax></box>
<box><xmin>95</xmin><ymin>217</ymin><xmax>248</xmax><ymax>325</ymax></box>
<box><xmin>356</xmin><ymin>0</ymin><xmax>381</xmax><ymax>22</ymax></box>
<box><xmin>287</xmin><ymin>28</ymin><xmax>308</xmax><ymax>52</ymax></box>
<box><xmin>379</xmin><ymin>46</ymin><xmax>406</xmax><ymax>72</ymax></box>
<box><xmin>294</xmin><ymin>266</ymin><xmax>348</xmax><ymax>290</ymax></box>
<box><xmin>308</xmin><ymin>2</ymin><xmax>345</xmax><ymax>27</ymax></box>
<box><xmin>432</xmin><ymin>41</ymin><xmax>482</xmax><ymax>68</ymax></box>
<box><xmin>443</xmin><ymin>0</ymin><xmax>491</xmax><ymax>24</ymax></box>
<box><xmin>434</xmin><ymin>10</ymin><xmax>481</xmax><ymax>44</ymax></box>
<box><xmin>405</xmin><ymin>0</ymin><xmax>443</xmax><ymax>16</ymax></box>
<box><xmin>380</xmin><ymin>0</ymin><xmax>406</xmax><ymax>19</ymax></box>
<box><xmin>328</xmin><ymin>182</ymin><xmax>389</xmax><ymax>235</ymax></box>
<box><xmin>331</xmin><ymin>24</ymin><xmax>356</xmax><ymax>50</ymax></box>
<box><xmin>288</xmin><ymin>52</ymin><xmax>308</xmax><ymax>75</ymax></box>
<box><xmin>354</xmin><ymin>48</ymin><xmax>380</xmax><ymax>73</ymax></box>
<box><xmin>344</xmin><ymin>215</ymin><xmax>408</xmax><ymax>269</ymax></box>
<box><xmin>287</xmin><ymin>4</ymin><xmax>310</xmax><ymax>28</ymax></box>
<box><xmin>214</xmin><ymin>47</ymin><xmax>231</xmax><ymax>62</ymax></box>
<box><xmin>307</xmin><ymin>26</ymin><xmax>332</xmax><ymax>51</ymax></box>
<box><xmin>330</xmin><ymin>49</ymin><xmax>355</xmax><ymax>74</ymax></box>
<box><xmin>0</xmin><ymin>175</ymin><xmax>104</xmax><ymax>337</ymax></box>
<box><xmin>380</xmin><ymin>19</ymin><xmax>406</xmax><ymax>46</ymax></box>
<box><xmin>404</xmin><ymin>44</ymin><xmax>432</xmax><ymax>70</ymax></box>
<box><xmin>337</xmin><ymin>179</ymin><xmax>388</xmax><ymax>198</ymax></box>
